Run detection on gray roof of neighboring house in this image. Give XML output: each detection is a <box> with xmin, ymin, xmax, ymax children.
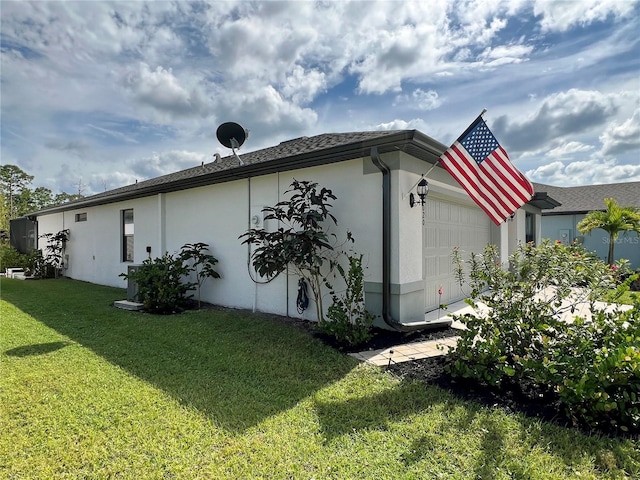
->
<box><xmin>533</xmin><ymin>181</ymin><xmax>640</xmax><ymax>215</ymax></box>
<box><xmin>33</xmin><ymin>129</ymin><xmax>449</xmax><ymax>216</ymax></box>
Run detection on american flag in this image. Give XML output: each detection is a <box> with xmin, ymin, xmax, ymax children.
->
<box><xmin>439</xmin><ymin>116</ymin><xmax>534</xmax><ymax>225</ymax></box>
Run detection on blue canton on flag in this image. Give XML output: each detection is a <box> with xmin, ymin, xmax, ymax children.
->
<box><xmin>460</xmin><ymin>120</ymin><xmax>500</xmax><ymax>165</ymax></box>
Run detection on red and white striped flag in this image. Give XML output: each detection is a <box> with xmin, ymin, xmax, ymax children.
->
<box><xmin>439</xmin><ymin>115</ymin><xmax>534</xmax><ymax>225</ymax></box>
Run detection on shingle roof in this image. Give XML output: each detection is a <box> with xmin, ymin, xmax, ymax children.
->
<box><xmin>33</xmin><ymin>129</ymin><xmax>448</xmax><ymax>215</ymax></box>
<box><xmin>533</xmin><ymin>182</ymin><xmax>640</xmax><ymax>215</ymax></box>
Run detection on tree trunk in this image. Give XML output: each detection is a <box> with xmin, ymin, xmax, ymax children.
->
<box><xmin>608</xmin><ymin>233</ymin><xmax>615</xmax><ymax>265</ymax></box>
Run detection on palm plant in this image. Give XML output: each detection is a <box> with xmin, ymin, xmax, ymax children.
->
<box><xmin>577</xmin><ymin>198</ymin><xmax>640</xmax><ymax>265</ymax></box>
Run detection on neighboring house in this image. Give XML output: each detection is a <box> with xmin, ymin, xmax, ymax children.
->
<box><xmin>535</xmin><ymin>182</ymin><xmax>640</xmax><ymax>269</ymax></box>
<box><xmin>28</xmin><ymin>130</ymin><xmax>558</xmax><ymax>330</ymax></box>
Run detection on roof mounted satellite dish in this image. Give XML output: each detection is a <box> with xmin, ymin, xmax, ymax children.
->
<box><xmin>216</xmin><ymin>122</ymin><xmax>247</xmax><ymax>149</ymax></box>
<box><xmin>216</xmin><ymin>122</ymin><xmax>248</xmax><ymax>166</ymax></box>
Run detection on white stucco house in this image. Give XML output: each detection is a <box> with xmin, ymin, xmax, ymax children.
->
<box><xmin>29</xmin><ymin>130</ymin><xmax>558</xmax><ymax>330</ymax></box>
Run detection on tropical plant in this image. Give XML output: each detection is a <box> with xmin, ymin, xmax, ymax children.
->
<box><xmin>577</xmin><ymin>197</ymin><xmax>640</xmax><ymax>265</ymax></box>
<box><xmin>240</xmin><ymin>179</ymin><xmax>351</xmax><ymax>322</ymax></box>
<box><xmin>121</xmin><ymin>252</ymin><xmax>193</xmax><ymax>314</ymax></box>
<box><xmin>447</xmin><ymin>240</ymin><xmax>639</xmax><ymax>433</ymax></box>
<box><xmin>179</xmin><ymin>242</ymin><xmax>221</xmax><ymax>308</ymax></box>
<box><xmin>320</xmin><ymin>253</ymin><xmax>374</xmax><ymax>347</ymax></box>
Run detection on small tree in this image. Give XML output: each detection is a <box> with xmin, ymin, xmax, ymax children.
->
<box><xmin>179</xmin><ymin>242</ymin><xmax>221</xmax><ymax>308</ymax></box>
<box><xmin>240</xmin><ymin>179</ymin><xmax>348</xmax><ymax>322</ymax></box>
<box><xmin>577</xmin><ymin>198</ymin><xmax>640</xmax><ymax>265</ymax></box>
<box><xmin>39</xmin><ymin>229</ymin><xmax>69</xmax><ymax>278</ymax></box>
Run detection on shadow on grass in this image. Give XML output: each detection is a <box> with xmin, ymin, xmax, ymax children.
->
<box><xmin>1</xmin><ymin>278</ymin><xmax>357</xmax><ymax>433</ymax></box>
<box><xmin>5</xmin><ymin>341</ymin><xmax>73</xmax><ymax>357</ymax></box>
<box><xmin>315</xmin><ymin>369</ymin><xmax>639</xmax><ymax>477</ymax></box>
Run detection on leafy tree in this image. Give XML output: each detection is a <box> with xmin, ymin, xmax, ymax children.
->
<box><xmin>53</xmin><ymin>192</ymin><xmax>84</xmax><ymax>205</ymax></box>
<box><xmin>240</xmin><ymin>179</ymin><xmax>349</xmax><ymax>322</ymax></box>
<box><xmin>577</xmin><ymin>198</ymin><xmax>640</xmax><ymax>265</ymax></box>
<box><xmin>0</xmin><ymin>165</ymin><xmax>33</xmax><ymax>229</ymax></box>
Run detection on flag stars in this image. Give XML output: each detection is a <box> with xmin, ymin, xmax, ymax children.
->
<box><xmin>461</xmin><ymin>122</ymin><xmax>500</xmax><ymax>165</ymax></box>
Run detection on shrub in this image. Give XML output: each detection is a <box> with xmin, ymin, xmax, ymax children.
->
<box><xmin>320</xmin><ymin>253</ymin><xmax>374</xmax><ymax>347</ymax></box>
<box><xmin>447</xmin><ymin>240</ymin><xmax>639</xmax><ymax>433</ymax></box>
<box><xmin>0</xmin><ymin>245</ymin><xmax>30</xmax><ymax>272</ymax></box>
<box><xmin>121</xmin><ymin>252</ymin><xmax>193</xmax><ymax>314</ymax></box>
<box><xmin>539</xmin><ymin>304</ymin><xmax>640</xmax><ymax>432</ymax></box>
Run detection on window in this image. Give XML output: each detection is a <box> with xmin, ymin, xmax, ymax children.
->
<box><xmin>122</xmin><ymin>209</ymin><xmax>134</xmax><ymax>262</ymax></box>
<box><xmin>75</xmin><ymin>212</ymin><xmax>87</xmax><ymax>222</ymax></box>
<box><xmin>525</xmin><ymin>212</ymin><xmax>536</xmax><ymax>244</ymax></box>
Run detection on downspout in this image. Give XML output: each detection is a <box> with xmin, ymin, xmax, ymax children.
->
<box><xmin>370</xmin><ymin>147</ymin><xmax>450</xmax><ymax>332</ymax></box>
<box><xmin>248</xmin><ymin>177</ymin><xmax>258</xmax><ymax>313</ymax></box>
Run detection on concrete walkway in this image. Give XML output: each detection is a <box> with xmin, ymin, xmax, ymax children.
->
<box><xmin>349</xmin><ymin>298</ymin><xmax>472</xmax><ymax>366</ymax></box>
<box><xmin>348</xmin><ymin>335</ymin><xmax>459</xmax><ymax>366</ymax></box>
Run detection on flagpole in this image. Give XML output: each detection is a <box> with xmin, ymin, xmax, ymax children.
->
<box><xmin>455</xmin><ymin>108</ymin><xmax>487</xmax><ymax>143</ymax></box>
<box><xmin>404</xmin><ymin>109</ymin><xmax>488</xmax><ymax>195</ymax></box>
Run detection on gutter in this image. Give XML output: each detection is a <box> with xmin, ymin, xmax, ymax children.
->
<box><xmin>370</xmin><ymin>147</ymin><xmax>451</xmax><ymax>333</ymax></box>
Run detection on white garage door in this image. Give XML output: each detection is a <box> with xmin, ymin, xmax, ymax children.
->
<box><xmin>423</xmin><ymin>197</ymin><xmax>491</xmax><ymax>311</ymax></box>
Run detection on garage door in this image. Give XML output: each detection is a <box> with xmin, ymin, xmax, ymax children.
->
<box><xmin>423</xmin><ymin>197</ymin><xmax>491</xmax><ymax>312</ymax></box>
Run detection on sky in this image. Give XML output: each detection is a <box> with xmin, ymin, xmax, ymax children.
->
<box><xmin>1</xmin><ymin>0</ymin><xmax>639</xmax><ymax>196</ymax></box>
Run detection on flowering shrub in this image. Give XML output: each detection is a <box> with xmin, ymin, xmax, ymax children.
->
<box><xmin>447</xmin><ymin>240</ymin><xmax>639</xmax><ymax>433</ymax></box>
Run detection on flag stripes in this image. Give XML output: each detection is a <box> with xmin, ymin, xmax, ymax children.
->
<box><xmin>439</xmin><ymin>118</ymin><xmax>534</xmax><ymax>225</ymax></box>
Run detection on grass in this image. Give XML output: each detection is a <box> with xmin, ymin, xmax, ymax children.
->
<box><xmin>2</xmin><ymin>278</ymin><xmax>639</xmax><ymax>479</ymax></box>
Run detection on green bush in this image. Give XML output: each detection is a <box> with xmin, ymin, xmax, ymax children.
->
<box><xmin>447</xmin><ymin>240</ymin><xmax>639</xmax><ymax>433</ymax></box>
<box><xmin>122</xmin><ymin>252</ymin><xmax>193</xmax><ymax>314</ymax></box>
<box><xmin>0</xmin><ymin>245</ymin><xmax>30</xmax><ymax>272</ymax></box>
<box><xmin>121</xmin><ymin>243</ymin><xmax>221</xmax><ymax>314</ymax></box>
<box><xmin>320</xmin><ymin>253</ymin><xmax>374</xmax><ymax>347</ymax></box>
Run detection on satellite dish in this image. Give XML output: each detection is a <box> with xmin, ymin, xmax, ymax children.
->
<box><xmin>216</xmin><ymin>122</ymin><xmax>247</xmax><ymax>149</ymax></box>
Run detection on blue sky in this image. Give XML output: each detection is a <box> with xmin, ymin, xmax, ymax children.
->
<box><xmin>1</xmin><ymin>0</ymin><xmax>639</xmax><ymax>196</ymax></box>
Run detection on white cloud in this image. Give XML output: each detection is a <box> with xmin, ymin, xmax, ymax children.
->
<box><xmin>492</xmin><ymin>89</ymin><xmax>622</xmax><ymax>152</ymax></box>
<box><xmin>123</xmin><ymin>63</ymin><xmax>210</xmax><ymax>119</ymax></box>
<box><xmin>281</xmin><ymin>66</ymin><xmax>327</xmax><ymax>105</ymax></box>
<box><xmin>527</xmin><ymin>158</ymin><xmax>640</xmax><ymax>186</ymax></box>
<box><xmin>547</xmin><ymin>141</ymin><xmax>594</xmax><ymax>158</ymax></box>
<box><xmin>394</xmin><ymin>89</ymin><xmax>442</xmax><ymax>111</ymax></box>
<box><xmin>130</xmin><ymin>150</ymin><xmax>209</xmax><ymax>179</ymax></box>
<box><xmin>375</xmin><ymin>118</ymin><xmax>427</xmax><ymax>131</ymax></box>
<box><xmin>600</xmin><ymin>109</ymin><xmax>640</xmax><ymax>156</ymax></box>
<box><xmin>533</xmin><ymin>0</ymin><xmax>639</xmax><ymax>32</ymax></box>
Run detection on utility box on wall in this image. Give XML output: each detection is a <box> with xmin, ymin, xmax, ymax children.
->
<box><xmin>126</xmin><ymin>265</ymin><xmax>142</xmax><ymax>301</ymax></box>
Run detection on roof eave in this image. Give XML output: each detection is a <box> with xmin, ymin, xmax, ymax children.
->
<box><xmin>528</xmin><ymin>192</ymin><xmax>562</xmax><ymax>210</ymax></box>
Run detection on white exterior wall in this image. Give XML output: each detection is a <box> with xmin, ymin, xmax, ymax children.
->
<box><xmin>37</xmin><ymin>158</ymin><xmax>383</xmax><ymax>321</ymax></box>
<box><xmin>35</xmin><ymin>151</ymin><xmax>537</xmax><ymax>324</ymax></box>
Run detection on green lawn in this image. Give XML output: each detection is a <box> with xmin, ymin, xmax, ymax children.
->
<box><xmin>1</xmin><ymin>278</ymin><xmax>638</xmax><ymax>479</ymax></box>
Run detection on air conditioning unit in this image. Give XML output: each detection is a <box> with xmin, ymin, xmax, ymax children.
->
<box><xmin>127</xmin><ymin>265</ymin><xmax>142</xmax><ymax>301</ymax></box>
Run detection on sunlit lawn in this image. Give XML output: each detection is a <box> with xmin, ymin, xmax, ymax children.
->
<box><xmin>2</xmin><ymin>278</ymin><xmax>638</xmax><ymax>479</ymax></box>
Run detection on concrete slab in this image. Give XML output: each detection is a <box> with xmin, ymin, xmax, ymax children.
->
<box><xmin>114</xmin><ymin>300</ymin><xmax>145</xmax><ymax>311</ymax></box>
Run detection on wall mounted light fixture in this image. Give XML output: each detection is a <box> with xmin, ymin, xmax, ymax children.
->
<box><xmin>409</xmin><ymin>178</ymin><xmax>429</xmax><ymax>208</ymax></box>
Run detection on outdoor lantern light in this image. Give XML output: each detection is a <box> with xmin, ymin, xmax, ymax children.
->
<box><xmin>410</xmin><ymin>178</ymin><xmax>429</xmax><ymax>208</ymax></box>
